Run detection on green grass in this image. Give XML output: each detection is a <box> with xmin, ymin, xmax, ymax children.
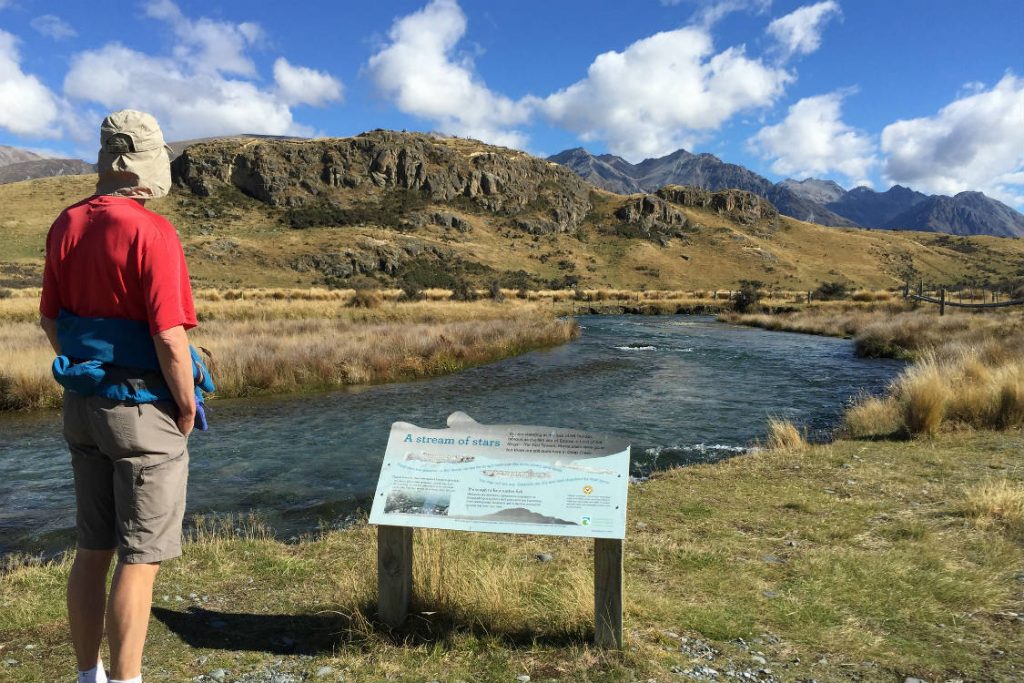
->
<box><xmin>3</xmin><ymin>431</ymin><xmax>1022</xmax><ymax>681</ymax></box>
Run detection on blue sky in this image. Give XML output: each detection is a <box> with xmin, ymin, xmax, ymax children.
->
<box><xmin>1</xmin><ymin>0</ymin><xmax>1022</xmax><ymax>205</ymax></box>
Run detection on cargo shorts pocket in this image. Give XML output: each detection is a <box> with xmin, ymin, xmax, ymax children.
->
<box><xmin>130</xmin><ymin>452</ymin><xmax>188</xmax><ymax>522</ymax></box>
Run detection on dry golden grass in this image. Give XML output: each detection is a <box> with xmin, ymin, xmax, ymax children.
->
<box><xmin>193</xmin><ymin>315</ymin><xmax>576</xmax><ymax>398</ymax></box>
<box><xmin>730</xmin><ymin>305</ymin><xmax>1024</xmax><ymax>439</ymax></box>
<box><xmin>840</xmin><ymin>395</ymin><xmax>904</xmax><ymax>439</ymax></box>
<box><xmin>0</xmin><ymin>290</ymin><xmax>578</xmax><ymax>410</ymax></box>
<box><xmin>851</xmin><ymin>289</ymin><xmax>896</xmax><ymax>302</ymax></box>
<box><xmin>897</xmin><ymin>357</ymin><xmax>952</xmax><ymax>436</ymax></box>
<box><xmin>964</xmin><ymin>479</ymin><xmax>1024</xmax><ymax>539</ymax></box>
<box><xmin>763</xmin><ymin>417</ymin><xmax>806</xmax><ymax>450</ymax></box>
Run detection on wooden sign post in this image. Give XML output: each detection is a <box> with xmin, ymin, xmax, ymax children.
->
<box><xmin>377</xmin><ymin>525</ymin><xmax>413</xmax><ymax>629</ymax></box>
<box><xmin>593</xmin><ymin>537</ymin><xmax>624</xmax><ymax>648</ymax></box>
<box><xmin>376</xmin><ymin>526</ymin><xmax>625</xmax><ymax>648</ymax></box>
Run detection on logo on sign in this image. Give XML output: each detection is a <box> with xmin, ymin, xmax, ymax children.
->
<box><xmin>582</xmin><ymin>485</ymin><xmax>593</xmax><ymax>495</ymax></box>
<box><xmin>580</xmin><ymin>515</ymin><xmax>592</xmax><ymax>526</ymax></box>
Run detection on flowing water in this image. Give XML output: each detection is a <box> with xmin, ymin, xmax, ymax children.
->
<box><xmin>0</xmin><ymin>315</ymin><xmax>904</xmax><ymax>557</ymax></box>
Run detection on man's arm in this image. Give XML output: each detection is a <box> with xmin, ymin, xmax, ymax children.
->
<box><xmin>153</xmin><ymin>325</ymin><xmax>196</xmax><ymax>437</ymax></box>
<box><xmin>40</xmin><ymin>316</ymin><xmax>60</xmax><ymax>355</ymax></box>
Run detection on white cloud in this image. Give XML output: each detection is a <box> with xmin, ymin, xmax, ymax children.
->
<box><xmin>767</xmin><ymin>1</ymin><xmax>840</xmax><ymax>58</ymax></box>
<box><xmin>542</xmin><ymin>26</ymin><xmax>792</xmax><ymax>160</ymax></box>
<box><xmin>62</xmin><ymin>2</ymin><xmax>343</xmax><ymax>141</ymax></box>
<box><xmin>30</xmin><ymin>15</ymin><xmax>77</xmax><ymax>40</ymax></box>
<box><xmin>64</xmin><ymin>44</ymin><xmax>303</xmax><ymax>140</ymax></box>
<box><xmin>273</xmin><ymin>58</ymin><xmax>343</xmax><ymax>107</ymax></box>
<box><xmin>0</xmin><ymin>29</ymin><xmax>62</xmax><ymax>137</ymax></box>
<box><xmin>679</xmin><ymin>0</ymin><xmax>772</xmax><ymax>28</ymax></box>
<box><xmin>144</xmin><ymin>0</ymin><xmax>262</xmax><ymax>77</ymax></box>
<box><xmin>881</xmin><ymin>73</ymin><xmax>1024</xmax><ymax>206</ymax></box>
<box><xmin>366</xmin><ymin>0</ymin><xmax>531</xmax><ymax>149</ymax></box>
<box><xmin>749</xmin><ymin>90</ymin><xmax>876</xmax><ymax>185</ymax></box>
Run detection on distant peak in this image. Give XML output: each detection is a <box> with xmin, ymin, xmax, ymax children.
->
<box><xmin>547</xmin><ymin>147</ymin><xmax>594</xmax><ymax>161</ymax></box>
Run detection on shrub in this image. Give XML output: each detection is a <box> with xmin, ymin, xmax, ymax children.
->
<box><xmin>0</xmin><ymin>288</ymin><xmax>12</xmax><ymax>300</ymax></box>
<box><xmin>733</xmin><ymin>280</ymin><xmax>764</xmax><ymax>313</ymax></box>
<box><xmin>398</xmin><ymin>280</ymin><xmax>424</xmax><ymax>302</ymax></box>
<box><xmin>488</xmin><ymin>280</ymin><xmax>505</xmax><ymax>302</ymax></box>
<box><xmin>450</xmin><ymin>279</ymin><xmax>477</xmax><ymax>302</ymax></box>
<box><xmin>814</xmin><ymin>281</ymin><xmax>850</xmax><ymax>301</ymax></box>
<box><xmin>348</xmin><ymin>289</ymin><xmax>382</xmax><ymax>308</ymax></box>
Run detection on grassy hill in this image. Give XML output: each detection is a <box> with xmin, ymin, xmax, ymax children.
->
<box><xmin>1</xmin><ymin>132</ymin><xmax>1022</xmax><ymax>292</ymax></box>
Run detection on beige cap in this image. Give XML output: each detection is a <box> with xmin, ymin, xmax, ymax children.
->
<box><xmin>95</xmin><ymin>110</ymin><xmax>173</xmax><ymax>199</ymax></box>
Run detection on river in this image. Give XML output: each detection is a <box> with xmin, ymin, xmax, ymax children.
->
<box><xmin>0</xmin><ymin>315</ymin><xmax>904</xmax><ymax>557</ymax></box>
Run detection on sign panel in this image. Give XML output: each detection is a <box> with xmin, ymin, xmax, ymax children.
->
<box><xmin>368</xmin><ymin>412</ymin><xmax>630</xmax><ymax>539</ymax></box>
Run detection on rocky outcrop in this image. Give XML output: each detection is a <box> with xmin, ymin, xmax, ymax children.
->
<box><xmin>656</xmin><ymin>185</ymin><xmax>779</xmax><ymax>226</ymax></box>
<box><xmin>612</xmin><ymin>194</ymin><xmax>690</xmax><ymax>243</ymax></box>
<box><xmin>291</xmin><ymin>238</ymin><xmax>454</xmax><ymax>281</ymax></box>
<box><xmin>404</xmin><ymin>211</ymin><xmax>471</xmax><ymax>232</ymax></box>
<box><xmin>615</xmin><ymin>195</ymin><xmax>688</xmax><ymax>229</ymax></box>
<box><xmin>172</xmin><ymin>130</ymin><xmax>591</xmax><ymax>233</ymax></box>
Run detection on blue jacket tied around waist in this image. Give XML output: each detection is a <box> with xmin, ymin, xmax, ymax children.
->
<box><xmin>51</xmin><ymin>311</ymin><xmax>215</xmax><ymax>430</ymax></box>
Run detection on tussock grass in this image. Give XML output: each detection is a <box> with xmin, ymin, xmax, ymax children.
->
<box><xmin>0</xmin><ymin>291</ymin><xmax>578</xmax><ymax>410</ymax></box>
<box><xmin>763</xmin><ymin>417</ymin><xmax>806</xmax><ymax>450</ymax></box>
<box><xmin>729</xmin><ymin>305</ymin><xmax>1024</xmax><ymax>439</ymax></box>
<box><xmin>840</xmin><ymin>395</ymin><xmax>904</xmax><ymax>439</ymax></box>
<box><xmin>897</xmin><ymin>357</ymin><xmax>951</xmax><ymax>436</ymax></box>
<box><xmin>194</xmin><ymin>316</ymin><xmax>577</xmax><ymax>398</ymax></box>
<box><xmin>964</xmin><ymin>479</ymin><xmax>1024</xmax><ymax>539</ymax></box>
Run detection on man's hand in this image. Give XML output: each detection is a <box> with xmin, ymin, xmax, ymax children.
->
<box><xmin>176</xmin><ymin>409</ymin><xmax>196</xmax><ymax>438</ymax></box>
<box><xmin>152</xmin><ymin>325</ymin><xmax>196</xmax><ymax>437</ymax></box>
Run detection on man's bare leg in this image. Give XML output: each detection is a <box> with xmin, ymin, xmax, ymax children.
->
<box><xmin>68</xmin><ymin>548</ymin><xmax>115</xmax><ymax>672</ymax></box>
<box><xmin>106</xmin><ymin>561</ymin><xmax>160</xmax><ymax>680</ymax></box>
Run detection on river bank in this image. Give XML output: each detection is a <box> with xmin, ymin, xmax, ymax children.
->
<box><xmin>3</xmin><ymin>430</ymin><xmax>1021</xmax><ymax>682</ymax></box>
<box><xmin>0</xmin><ymin>291</ymin><xmax>579</xmax><ymax>411</ymax></box>
<box><xmin>723</xmin><ymin>304</ymin><xmax>1024</xmax><ymax>438</ymax></box>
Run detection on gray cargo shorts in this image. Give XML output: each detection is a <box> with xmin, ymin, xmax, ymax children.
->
<box><xmin>63</xmin><ymin>393</ymin><xmax>189</xmax><ymax>564</ymax></box>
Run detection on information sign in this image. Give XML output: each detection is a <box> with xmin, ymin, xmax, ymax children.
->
<box><xmin>369</xmin><ymin>412</ymin><xmax>630</xmax><ymax>539</ymax></box>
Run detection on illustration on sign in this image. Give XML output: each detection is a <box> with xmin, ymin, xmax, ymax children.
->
<box><xmin>368</xmin><ymin>412</ymin><xmax>630</xmax><ymax>539</ymax></box>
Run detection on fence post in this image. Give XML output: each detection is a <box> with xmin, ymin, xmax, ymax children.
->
<box><xmin>939</xmin><ymin>288</ymin><xmax>945</xmax><ymax>316</ymax></box>
<box><xmin>594</xmin><ymin>538</ymin><xmax>624</xmax><ymax>649</ymax></box>
<box><xmin>378</xmin><ymin>526</ymin><xmax>414</xmax><ymax>628</ymax></box>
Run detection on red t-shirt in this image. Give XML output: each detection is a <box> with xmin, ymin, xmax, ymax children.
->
<box><xmin>39</xmin><ymin>195</ymin><xmax>198</xmax><ymax>336</ymax></box>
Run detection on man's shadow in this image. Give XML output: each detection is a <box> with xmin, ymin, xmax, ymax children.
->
<box><xmin>152</xmin><ymin>604</ymin><xmax>589</xmax><ymax>654</ymax></box>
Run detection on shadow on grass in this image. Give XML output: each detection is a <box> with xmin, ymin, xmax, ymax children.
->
<box><xmin>152</xmin><ymin>603</ymin><xmax>590</xmax><ymax>654</ymax></box>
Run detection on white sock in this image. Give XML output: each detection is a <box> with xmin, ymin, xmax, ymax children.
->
<box><xmin>77</xmin><ymin>660</ymin><xmax>108</xmax><ymax>683</ymax></box>
<box><xmin>109</xmin><ymin>677</ymin><xmax>141</xmax><ymax>683</ymax></box>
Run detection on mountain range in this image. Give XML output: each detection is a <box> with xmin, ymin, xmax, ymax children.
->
<box><xmin>3</xmin><ymin>139</ymin><xmax>1022</xmax><ymax>238</ymax></box>
<box><xmin>549</xmin><ymin>148</ymin><xmax>1024</xmax><ymax>238</ymax></box>
<box><xmin>0</xmin><ymin>145</ymin><xmax>96</xmax><ymax>185</ymax></box>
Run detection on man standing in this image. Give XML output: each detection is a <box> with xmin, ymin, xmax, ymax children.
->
<box><xmin>40</xmin><ymin>110</ymin><xmax>205</xmax><ymax>683</ymax></box>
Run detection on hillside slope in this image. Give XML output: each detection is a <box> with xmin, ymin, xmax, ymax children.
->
<box><xmin>1</xmin><ymin>131</ymin><xmax>1023</xmax><ymax>291</ymax></box>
